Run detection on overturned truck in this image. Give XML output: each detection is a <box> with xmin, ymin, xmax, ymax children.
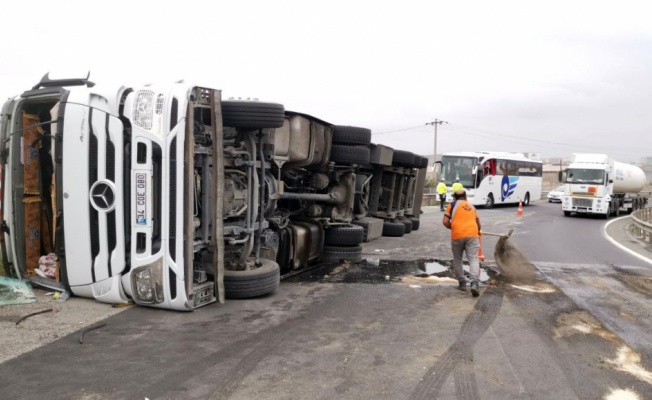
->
<box><xmin>0</xmin><ymin>74</ymin><xmax>426</xmax><ymax>310</ymax></box>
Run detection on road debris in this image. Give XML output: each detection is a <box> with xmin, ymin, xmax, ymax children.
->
<box><xmin>15</xmin><ymin>309</ymin><xmax>52</xmax><ymax>325</ymax></box>
<box><xmin>79</xmin><ymin>323</ymin><xmax>107</xmax><ymax>344</ymax></box>
<box><xmin>0</xmin><ymin>276</ymin><xmax>37</xmax><ymax>306</ymax></box>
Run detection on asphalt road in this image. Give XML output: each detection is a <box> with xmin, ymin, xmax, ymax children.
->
<box><xmin>1</xmin><ymin>202</ymin><xmax>651</xmax><ymax>400</ymax></box>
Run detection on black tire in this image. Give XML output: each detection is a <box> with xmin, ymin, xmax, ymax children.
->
<box><xmin>564</xmin><ymin>211</ymin><xmax>571</xmax><ymax>217</ymax></box>
<box><xmin>408</xmin><ymin>217</ymin><xmax>420</xmax><ymax>230</ymax></box>
<box><xmin>523</xmin><ymin>193</ymin><xmax>530</xmax><ymax>206</ymax></box>
<box><xmin>603</xmin><ymin>204</ymin><xmax>611</xmax><ymax>219</ymax></box>
<box><xmin>485</xmin><ymin>194</ymin><xmax>494</xmax><ymax>209</ymax></box>
<box><xmin>392</xmin><ymin>150</ymin><xmax>414</xmax><ymax>167</ymax></box>
<box><xmin>222</xmin><ymin>100</ymin><xmax>285</xmax><ymax>129</ymax></box>
<box><xmin>325</xmin><ymin>225</ymin><xmax>364</xmax><ymax>246</ymax></box>
<box><xmin>330</xmin><ymin>144</ymin><xmax>370</xmax><ymax>165</ymax></box>
<box><xmin>224</xmin><ymin>258</ymin><xmax>280</xmax><ymax>299</ymax></box>
<box><xmin>419</xmin><ymin>156</ymin><xmax>429</xmax><ymax>168</ymax></box>
<box><xmin>400</xmin><ymin>219</ymin><xmax>413</xmax><ymax>234</ymax></box>
<box><xmin>382</xmin><ymin>221</ymin><xmax>405</xmax><ymax>237</ymax></box>
<box><xmin>321</xmin><ymin>245</ymin><xmax>363</xmax><ymax>263</ymax></box>
<box><xmin>332</xmin><ymin>125</ymin><xmax>372</xmax><ymax>146</ymax></box>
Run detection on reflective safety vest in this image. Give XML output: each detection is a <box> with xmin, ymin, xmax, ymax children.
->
<box><xmin>452</xmin><ymin>182</ymin><xmax>464</xmax><ymax>191</ymax></box>
<box><xmin>445</xmin><ymin>200</ymin><xmax>479</xmax><ymax>240</ymax></box>
<box><xmin>436</xmin><ymin>182</ymin><xmax>447</xmax><ymax>195</ymax></box>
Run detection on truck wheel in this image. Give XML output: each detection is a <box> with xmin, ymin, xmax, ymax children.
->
<box><xmin>392</xmin><ymin>150</ymin><xmax>414</xmax><ymax>167</ymax></box>
<box><xmin>408</xmin><ymin>217</ymin><xmax>420</xmax><ymax>230</ymax></box>
<box><xmin>614</xmin><ymin>204</ymin><xmax>620</xmax><ymax>217</ymax></box>
<box><xmin>382</xmin><ymin>221</ymin><xmax>405</xmax><ymax>237</ymax></box>
<box><xmin>563</xmin><ymin>211</ymin><xmax>571</xmax><ymax>217</ymax></box>
<box><xmin>222</xmin><ymin>100</ymin><xmax>285</xmax><ymax>129</ymax></box>
<box><xmin>330</xmin><ymin>144</ymin><xmax>370</xmax><ymax>165</ymax></box>
<box><xmin>325</xmin><ymin>225</ymin><xmax>364</xmax><ymax>246</ymax></box>
<box><xmin>414</xmin><ymin>156</ymin><xmax>428</xmax><ymax>169</ymax></box>
<box><xmin>224</xmin><ymin>258</ymin><xmax>280</xmax><ymax>299</ymax></box>
<box><xmin>485</xmin><ymin>194</ymin><xmax>494</xmax><ymax>209</ymax></box>
<box><xmin>321</xmin><ymin>245</ymin><xmax>363</xmax><ymax>263</ymax></box>
<box><xmin>399</xmin><ymin>219</ymin><xmax>413</xmax><ymax>234</ymax></box>
<box><xmin>332</xmin><ymin>126</ymin><xmax>372</xmax><ymax>146</ymax></box>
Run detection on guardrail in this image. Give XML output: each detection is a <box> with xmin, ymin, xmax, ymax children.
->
<box><xmin>631</xmin><ymin>207</ymin><xmax>652</xmax><ymax>243</ymax></box>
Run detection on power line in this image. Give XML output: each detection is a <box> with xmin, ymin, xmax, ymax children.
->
<box><xmin>372</xmin><ymin>124</ymin><xmax>425</xmax><ymax>135</ymax></box>
<box><xmin>371</xmin><ymin>120</ymin><xmax>646</xmax><ymax>156</ymax></box>
<box><xmin>445</xmin><ymin>124</ymin><xmax>642</xmax><ymax>154</ymax></box>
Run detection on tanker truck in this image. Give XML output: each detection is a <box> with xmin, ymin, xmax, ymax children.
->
<box><xmin>561</xmin><ymin>153</ymin><xmax>648</xmax><ymax>218</ymax></box>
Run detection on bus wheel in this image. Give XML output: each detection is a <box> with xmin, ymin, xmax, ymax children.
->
<box><xmin>563</xmin><ymin>211</ymin><xmax>571</xmax><ymax>217</ymax></box>
<box><xmin>523</xmin><ymin>193</ymin><xmax>530</xmax><ymax>206</ymax></box>
<box><xmin>485</xmin><ymin>194</ymin><xmax>494</xmax><ymax>209</ymax></box>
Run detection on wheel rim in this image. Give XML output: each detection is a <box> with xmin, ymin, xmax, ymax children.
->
<box><xmin>486</xmin><ymin>195</ymin><xmax>494</xmax><ymax>208</ymax></box>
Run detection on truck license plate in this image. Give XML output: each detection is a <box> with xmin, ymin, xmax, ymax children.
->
<box><xmin>135</xmin><ymin>172</ymin><xmax>147</xmax><ymax>225</ymax></box>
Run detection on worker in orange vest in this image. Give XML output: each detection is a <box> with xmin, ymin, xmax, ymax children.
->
<box><xmin>442</xmin><ymin>189</ymin><xmax>482</xmax><ymax>297</ymax></box>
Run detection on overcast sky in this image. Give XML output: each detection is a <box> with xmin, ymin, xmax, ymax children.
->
<box><xmin>2</xmin><ymin>0</ymin><xmax>651</xmax><ymax>162</ymax></box>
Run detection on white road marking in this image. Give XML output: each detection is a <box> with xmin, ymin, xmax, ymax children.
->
<box><xmin>603</xmin><ymin>216</ymin><xmax>652</xmax><ymax>266</ymax></box>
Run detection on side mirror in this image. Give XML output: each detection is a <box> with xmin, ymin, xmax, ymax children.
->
<box><xmin>558</xmin><ymin>171</ymin><xmax>563</xmax><ymax>182</ymax></box>
<box><xmin>609</xmin><ymin>179</ymin><xmax>613</xmax><ymax>184</ymax></box>
<box><xmin>472</xmin><ymin>165</ymin><xmax>478</xmax><ymax>174</ymax></box>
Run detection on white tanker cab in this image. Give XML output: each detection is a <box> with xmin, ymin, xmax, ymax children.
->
<box><xmin>560</xmin><ymin>153</ymin><xmax>647</xmax><ymax>218</ymax></box>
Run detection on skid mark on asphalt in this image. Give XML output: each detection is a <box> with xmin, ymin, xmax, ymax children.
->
<box><xmin>408</xmin><ymin>285</ymin><xmax>504</xmax><ymax>400</ymax></box>
<box><xmin>208</xmin><ymin>326</ymin><xmax>289</xmax><ymax>400</ymax></box>
<box><xmin>136</xmin><ymin>320</ymin><xmax>294</xmax><ymax>400</ymax></box>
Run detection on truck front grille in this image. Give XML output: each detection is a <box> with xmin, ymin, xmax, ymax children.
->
<box><xmin>573</xmin><ymin>198</ymin><xmax>593</xmax><ymax>208</ymax></box>
<box><xmin>87</xmin><ymin>108</ymin><xmax>121</xmax><ymax>282</ymax></box>
<box><xmin>169</xmin><ymin>137</ymin><xmax>177</xmax><ymax>261</ymax></box>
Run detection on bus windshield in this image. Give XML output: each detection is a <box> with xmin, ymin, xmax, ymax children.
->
<box><xmin>441</xmin><ymin>156</ymin><xmax>478</xmax><ymax>188</ymax></box>
<box><xmin>566</xmin><ymin>168</ymin><xmax>604</xmax><ymax>184</ymax></box>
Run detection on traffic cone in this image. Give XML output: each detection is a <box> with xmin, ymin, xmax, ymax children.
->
<box><xmin>478</xmin><ymin>236</ymin><xmax>485</xmax><ymax>261</ymax></box>
<box><xmin>517</xmin><ymin>200</ymin><xmax>523</xmax><ymax>217</ymax></box>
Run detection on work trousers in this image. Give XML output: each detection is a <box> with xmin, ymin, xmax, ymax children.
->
<box><xmin>451</xmin><ymin>236</ymin><xmax>480</xmax><ymax>283</ymax></box>
<box><xmin>439</xmin><ymin>194</ymin><xmax>446</xmax><ymax>210</ymax></box>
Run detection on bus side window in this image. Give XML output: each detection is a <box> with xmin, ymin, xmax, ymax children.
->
<box><xmin>483</xmin><ymin>161</ymin><xmax>491</xmax><ymax>176</ymax></box>
<box><xmin>507</xmin><ymin>162</ymin><xmax>518</xmax><ymax>175</ymax></box>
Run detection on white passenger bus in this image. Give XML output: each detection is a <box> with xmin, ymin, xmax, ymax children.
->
<box><xmin>438</xmin><ymin>152</ymin><xmax>543</xmax><ymax>208</ymax></box>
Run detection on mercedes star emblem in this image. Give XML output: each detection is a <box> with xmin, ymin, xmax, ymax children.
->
<box><xmin>89</xmin><ymin>180</ymin><xmax>116</xmax><ymax>212</ymax></box>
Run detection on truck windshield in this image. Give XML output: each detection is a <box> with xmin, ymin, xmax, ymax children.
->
<box><xmin>566</xmin><ymin>169</ymin><xmax>604</xmax><ymax>184</ymax></box>
<box><xmin>441</xmin><ymin>156</ymin><xmax>478</xmax><ymax>188</ymax></box>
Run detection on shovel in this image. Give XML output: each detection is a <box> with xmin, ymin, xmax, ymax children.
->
<box><xmin>481</xmin><ymin>229</ymin><xmax>514</xmax><ymax>253</ymax></box>
<box><xmin>480</xmin><ymin>229</ymin><xmax>513</xmax><ymax>239</ymax></box>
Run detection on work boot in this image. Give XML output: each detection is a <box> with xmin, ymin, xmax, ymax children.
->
<box><xmin>470</xmin><ymin>281</ymin><xmax>480</xmax><ymax>297</ymax></box>
<box><xmin>457</xmin><ymin>279</ymin><xmax>467</xmax><ymax>291</ymax></box>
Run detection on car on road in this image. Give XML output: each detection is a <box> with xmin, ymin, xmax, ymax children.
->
<box><xmin>547</xmin><ymin>185</ymin><xmax>564</xmax><ymax>202</ymax></box>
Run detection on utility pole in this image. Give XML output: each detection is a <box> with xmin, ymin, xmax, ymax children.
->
<box><xmin>426</xmin><ymin>119</ymin><xmax>448</xmax><ymax>166</ymax></box>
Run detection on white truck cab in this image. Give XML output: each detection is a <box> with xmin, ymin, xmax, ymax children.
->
<box><xmin>1</xmin><ymin>74</ymin><xmax>284</xmax><ymax>310</ymax></box>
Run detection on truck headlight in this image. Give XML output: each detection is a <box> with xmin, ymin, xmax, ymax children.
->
<box><xmin>131</xmin><ymin>260</ymin><xmax>164</xmax><ymax>304</ymax></box>
<box><xmin>133</xmin><ymin>90</ymin><xmax>155</xmax><ymax>130</ymax></box>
